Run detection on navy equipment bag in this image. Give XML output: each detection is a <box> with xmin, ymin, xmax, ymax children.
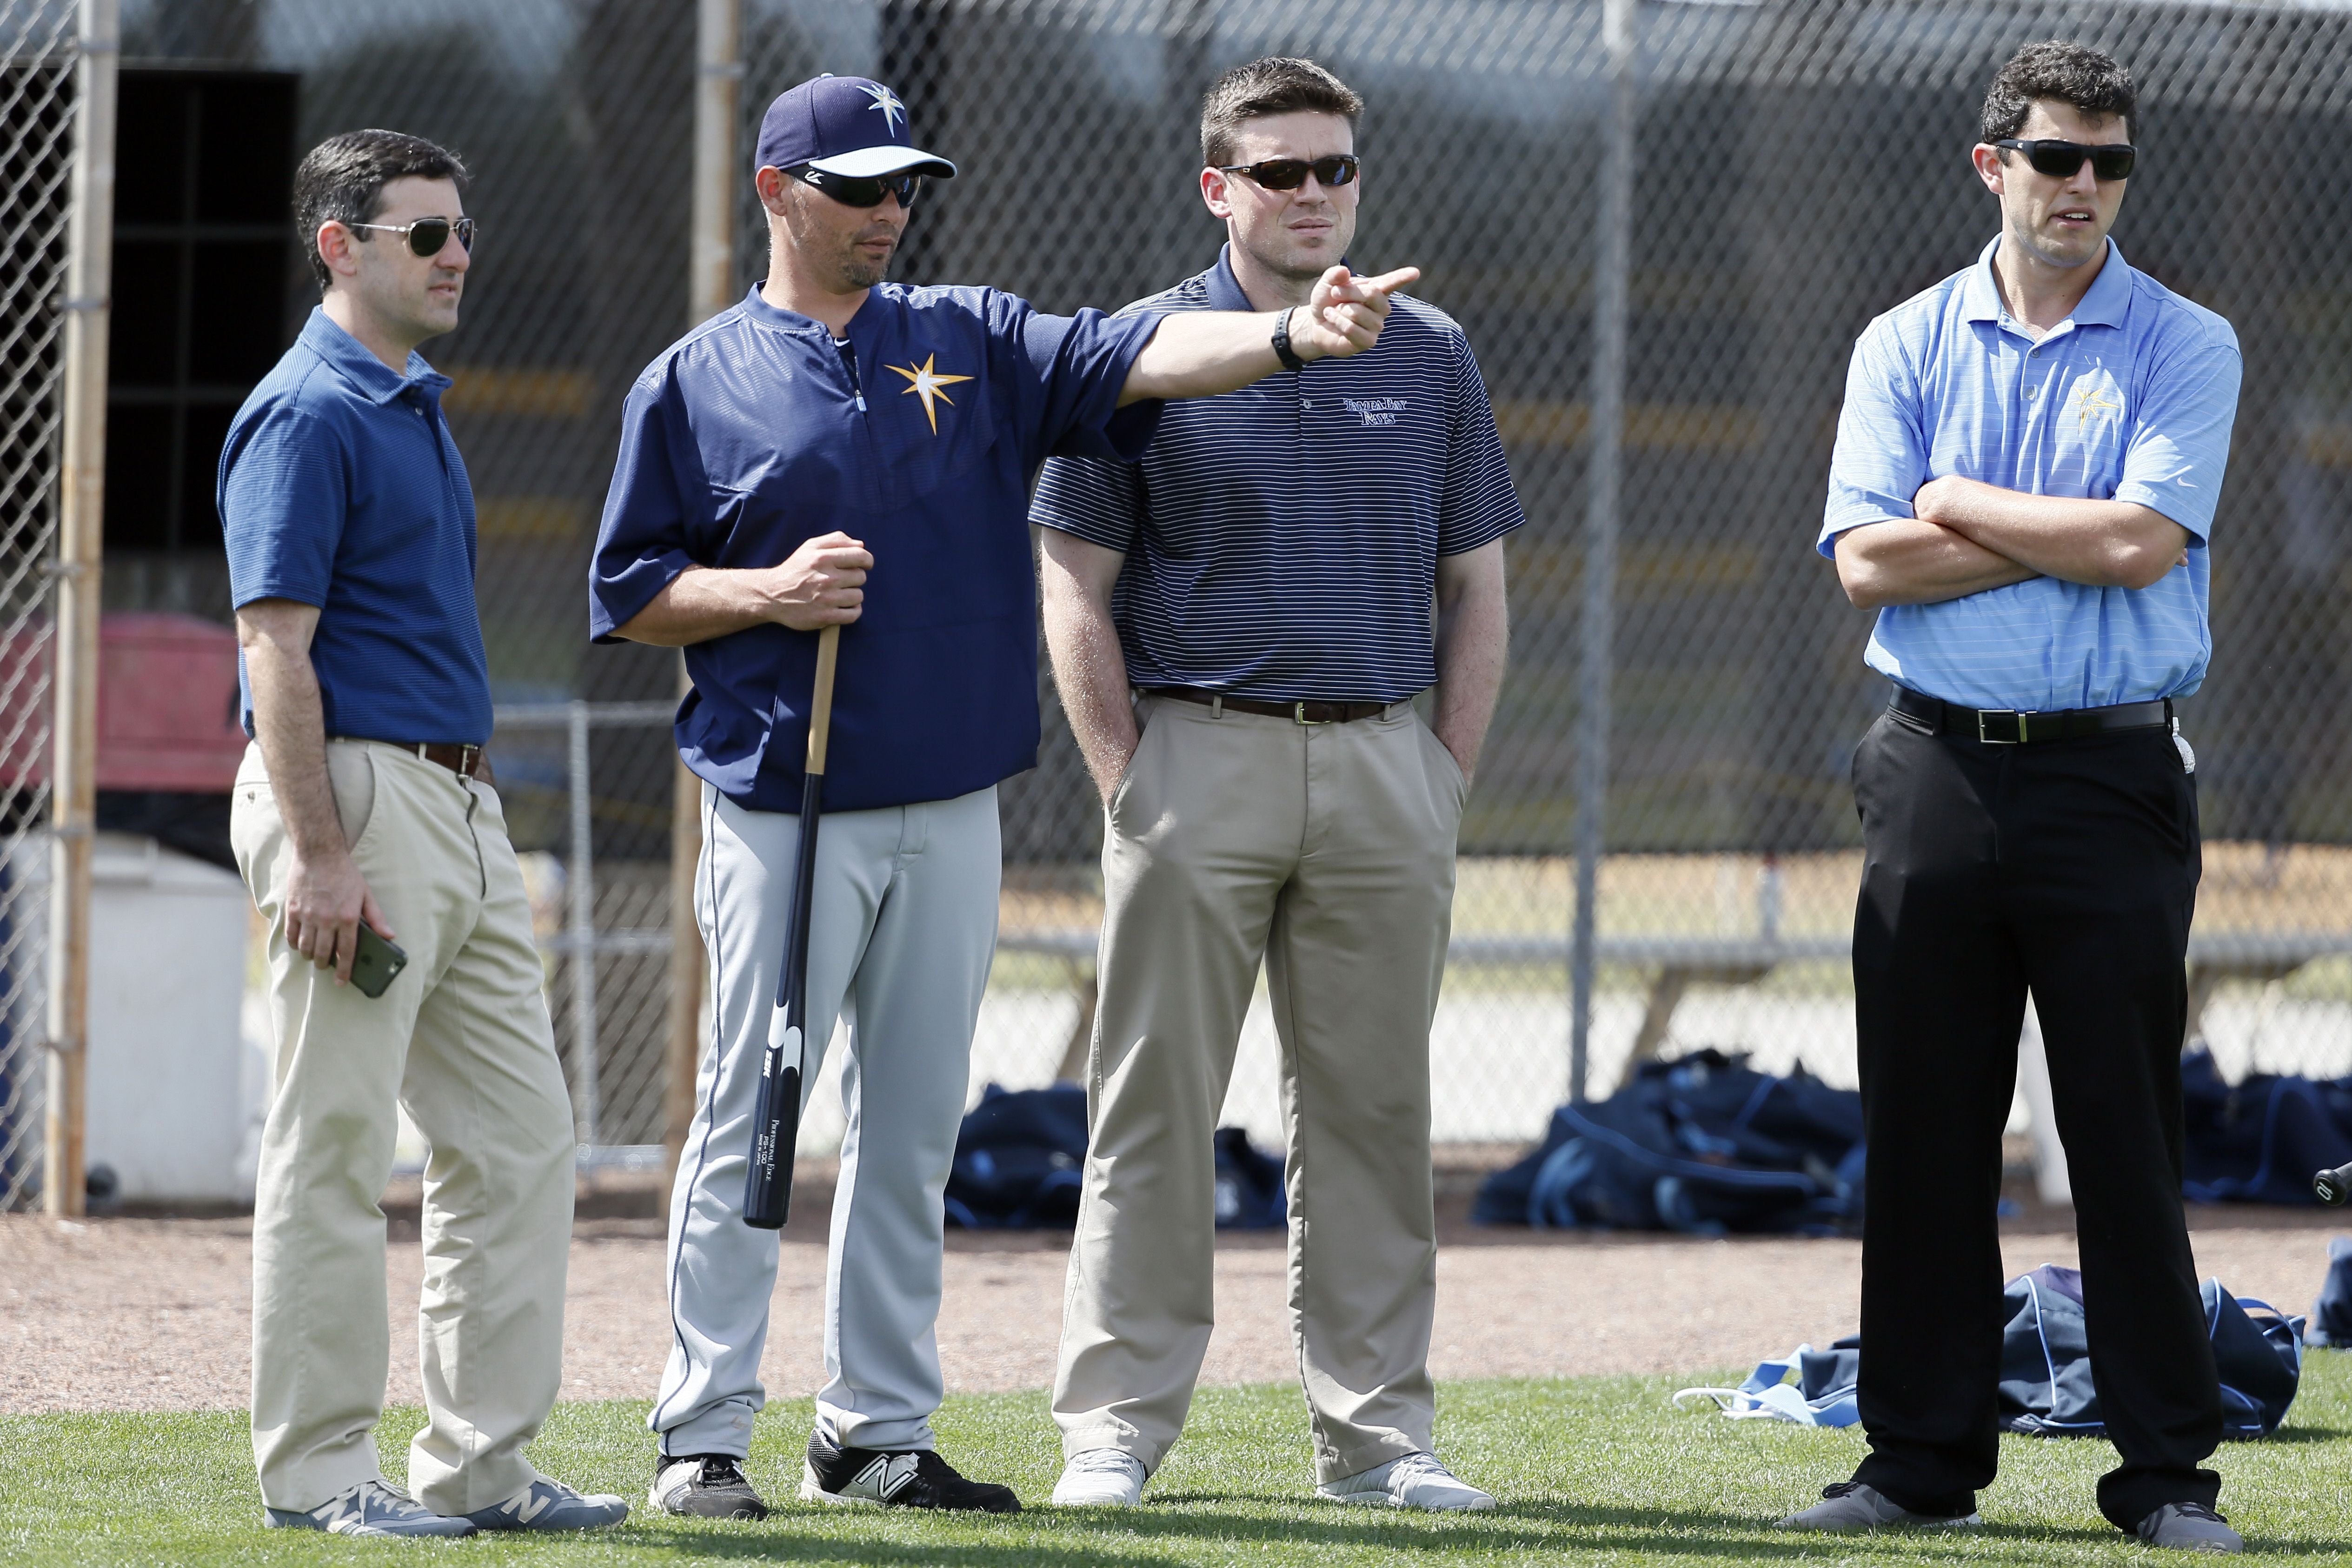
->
<box><xmin>943</xmin><ymin>1083</ymin><xmax>1286</xmax><ymax>1229</ymax></box>
<box><xmin>1474</xmin><ymin>1050</ymin><xmax>1863</xmax><ymax>1234</ymax></box>
<box><xmin>2307</xmin><ymin>1237</ymin><xmax>2352</xmax><ymax>1349</ymax></box>
<box><xmin>1999</xmin><ymin>1264</ymin><xmax>2304</xmax><ymax>1439</ymax></box>
<box><xmin>2180</xmin><ymin>1049</ymin><xmax>2352</xmax><ymax>1205</ymax></box>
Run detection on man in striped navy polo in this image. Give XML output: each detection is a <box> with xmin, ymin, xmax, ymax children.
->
<box><xmin>1031</xmin><ymin>57</ymin><xmax>1520</xmax><ymax>1512</ymax></box>
<box><xmin>1778</xmin><ymin>43</ymin><xmax>2242</xmax><ymax>1553</ymax></box>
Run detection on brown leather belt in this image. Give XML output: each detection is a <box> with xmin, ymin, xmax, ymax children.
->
<box><xmin>404</xmin><ymin>741</ymin><xmax>494</xmax><ymax>784</ymax></box>
<box><xmin>1150</xmin><ymin>686</ymin><xmax>1396</xmax><ymax>724</ymax></box>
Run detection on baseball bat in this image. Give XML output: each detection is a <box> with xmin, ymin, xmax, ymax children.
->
<box><xmin>2317</xmin><ymin>1160</ymin><xmax>2352</xmax><ymax>1206</ymax></box>
<box><xmin>743</xmin><ymin>622</ymin><xmax>839</xmax><ymax>1229</ymax></box>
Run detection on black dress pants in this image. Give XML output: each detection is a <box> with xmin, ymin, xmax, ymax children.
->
<box><xmin>1846</xmin><ymin>703</ymin><xmax>2219</xmax><ymax>1532</ymax></box>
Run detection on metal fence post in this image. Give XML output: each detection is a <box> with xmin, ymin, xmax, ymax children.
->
<box><xmin>43</xmin><ymin>0</ymin><xmax>116</xmax><ymax>1218</ymax></box>
<box><xmin>567</xmin><ymin>698</ymin><xmax>598</xmax><ymax>1145</ymax></box>
<box><xmin>668</xmin><ymin>0</ymin><xmax>738</xmax><ymax>1179</ymax></box>
<box><xmin>1569</xmin><ymin>0</ymin><xmax>1634</xmax><ymax>1107</ymax></box>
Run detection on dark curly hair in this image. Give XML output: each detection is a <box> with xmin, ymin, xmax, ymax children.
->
<box><xmin>1980</xmin><ymin>40</ymin><xmax>2136</xmax><ymax>145</ymax></box>
<box><xmin>1200</xmin><ymin>57</ymin><xmax>1362</xmax><ymax>170</ymax></box>
<box><xmin>292</xmin><ymin>129</ymin><xmax>468</xmax><ymax>292</ymax></box>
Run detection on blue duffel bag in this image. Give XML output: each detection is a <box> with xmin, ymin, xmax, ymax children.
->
<box><xmin>2307</xmin><ymin>1237</ymin><xmax>2352</xmax><ymax>1348</ymax></box>
<box><xmin>2000</xmin><ymin>1264</ymin><xmax>2304</xmax><ymax>1439</ymax></box>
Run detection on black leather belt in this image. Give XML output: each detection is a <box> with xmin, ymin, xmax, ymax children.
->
<box><xmin>1150</xmin><ymin>686</ymin><xmax>1396</xmax><ymax>724</ymax></box>
<box><xmin>1890</xmin><ymin>685</ymin><xmax>2172</xmax><ymax>745</ymax></box>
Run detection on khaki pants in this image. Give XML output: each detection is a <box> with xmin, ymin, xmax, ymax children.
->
<box><xmin>1053</xmin><ymin>694</ymin><xmax>1464</xmax><ymax>1483</ymax></box>
<box><xmin>233</xmin><ymin>740</ymin><xmax>575</xmax><ymax>1515</ymax></box>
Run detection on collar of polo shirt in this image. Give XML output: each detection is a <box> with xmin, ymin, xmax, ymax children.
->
<box><xmin>1964</xmin><ymin>235</ymin><xmax>2132</xmax><ymax>332</ymax></box>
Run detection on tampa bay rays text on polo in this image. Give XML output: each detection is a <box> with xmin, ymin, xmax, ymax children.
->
<box><xmin>590</xmin><ymin>284</ymin><xmax>1161</xmax><ymax>813</ymax></box>
<box><xmin>1821</xmin><ymin>236</ymin><xmax>2242</xmax><ymax>712</ymax></box>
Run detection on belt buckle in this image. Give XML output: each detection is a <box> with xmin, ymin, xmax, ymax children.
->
<box><xmin>1977</xmin><ymin>709</ymin><xmax>2024</xmax><ymax>744</ymax></box>
<box><xmin>1293</xmin><ymin>701</ymin><xmax>1330</xmax><ymax>726</ymax></box>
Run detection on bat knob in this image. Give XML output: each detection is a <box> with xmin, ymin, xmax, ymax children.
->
<box><xmin>2316</xmin><ymin>1163</ymin><xmax>2352</xmax><ymax>1206</ymax></box>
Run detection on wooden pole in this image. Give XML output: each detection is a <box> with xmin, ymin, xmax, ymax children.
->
<box><xmin>667</xmin><ymin>0</ymin><xmax>740</xmax><ymax>1183</ymax></box>
<box><xmin>45</xmin><ymin>0</ymin><xmax>117</xmax><ymax>1218</ymax></box>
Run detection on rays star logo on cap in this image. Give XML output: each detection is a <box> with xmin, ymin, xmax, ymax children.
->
<box><xmin>861</xmin><ymin>82</ymin><xmax>907</xmax><ymax>134</ymax></box>
<box><xmin>756</xmin><ymin>74</ymin><xmax>957</xmax><ymax>182</ymax></box>
<box><xmin>889</xmin><ymin>355</ymin><xmax>973</xmax><ymax>433</ymax></box>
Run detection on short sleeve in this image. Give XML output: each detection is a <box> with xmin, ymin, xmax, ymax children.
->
<box><xmin>1031</xmin><ymin>452</ymin><xmax>1145</xmax><ymax>552</ymax></box>
<box><xmin>219</xmin><ymin>403</ymin><xmax>347</xmax><ymax>611</ymax></box>
<box><xmin>1001</xmin><ymin>296</ymin><xmax>1166</xmax><ymax>468</ymax></box>
<box><xmin>2113</xmin><ymin>326</ymin><xmax>2241</xmax><ymax>544</ymax></box>
<box><xmin>1436</xmin><ymin>331</ymin><xmax>1525</xmax><ymax>555</ymax></box>
<box><xmin>1819</xmin><ymin>318</ymin><xmax>1928</xmax><ymax>558</ymax></box>
<box><xmin>590</xmin><ymin>369</ymin><xmax>706</xmax><ymax>643</ymax></box>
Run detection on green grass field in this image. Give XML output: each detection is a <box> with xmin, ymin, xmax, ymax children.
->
<box><xmin>7</xmin><ymin>1363</ymin><xmax>2352</xmax><ymax>1565</ymax></box>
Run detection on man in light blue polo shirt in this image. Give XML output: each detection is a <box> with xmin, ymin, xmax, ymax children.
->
<box><xmin>1031</xmin><ymin>57</ymin><xmax>1519</xmax><ymax>1512</ymax></box>
<box><xmin>1778</xmin><ymin>43</ymin><xmax>2242</xmax><ymax>1555</ymax></box>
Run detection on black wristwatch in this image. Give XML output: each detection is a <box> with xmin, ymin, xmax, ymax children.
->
<box><xmin>1272</xmin><ymin>307</ymin><xmax>1307</xmax><ymax>372</ymax></box>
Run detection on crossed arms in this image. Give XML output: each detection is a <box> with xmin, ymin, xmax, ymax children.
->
<box><xmin>1832</xmin><ymin>475</ymin><xmax>2189</xmax><ymax>611</ymax></box>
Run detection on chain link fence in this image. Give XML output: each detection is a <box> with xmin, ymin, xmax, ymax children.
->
<box><xmin>31</xmin><ymin>0</ymin><xmax>2352</xmax><ymax>1175</ymax></box>
<box><xmin>0</xmin><ymin>0</ymin><xmax>77</xmax><ymax>1208</ymax></box>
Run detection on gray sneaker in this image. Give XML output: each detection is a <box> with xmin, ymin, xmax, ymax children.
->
<box><xmin>2137</xmin><ymin>1503</ymin><xmax>2242</xmax><ymax>1554</ymax></box>
<box><xmin>465</xmin><ymin>1475</ymin><xmax>631</xmax><ymax>1531</ymax></box>
<box><xmin>1776</xmin><ymin>1482</ymin><xmax>1982</xmax><ymax>1532</ymax></box>
<box><xmin>263</xmin><ymin>1479</ymin><xmax>477</xmax><ymax>1538</ymax></box>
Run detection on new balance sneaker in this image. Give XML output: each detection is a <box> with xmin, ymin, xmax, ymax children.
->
<box><xmin>465</xmin><ymin>1476</ymin><xmax>631</xmax><ymax>1531</ymax></box>
<box><xmin>2137</xmin><ymin>1502</ymin><xmax>2243</xmax><ymax>1554</ymax></box>
<box><xmin>801</xmin><ymin>1432</ymin><xmax>1021</xmax><ymax>1512</ymax></box>
<box><xmin>1776</xmin><ymin>1482</ymin><xmax>1982</xmax><ymax>1531</ymax></box>
<box><xmin>1052</xmin><ymin>1448</ymin><xmax>1149</xmax><ymax>1507</ymax></box>
<box><xmin>263</xmin><ymin>1479</ymin><xmax>477</xmax><ymax>1538</ymax></box>
<box><xmin>650</xmin><ymin>1453</ymin><xmax>769</xmax><ymax>1520</ymax></box>
<box><xmin>1316</xmin><ymin>1452</ymin><xmax>1494</xmax><ymax>1512</ymax></box>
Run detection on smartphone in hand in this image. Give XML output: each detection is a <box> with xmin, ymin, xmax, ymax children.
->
<box><xmin>350</xmin><ymin>924</ymin><xmax>409</xmax><ymax>999</ymax></box>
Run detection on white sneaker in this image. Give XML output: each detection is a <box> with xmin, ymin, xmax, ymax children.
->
<box><xmin>1317</xmin><ymin>1451</ymin><xmax>1494</xmax><ymax>1512</ymax></box>
<box><xmin>1052</xmin><ymin>1448</ymin><xmax>1149</xmax><ymax>1507</ymax></box>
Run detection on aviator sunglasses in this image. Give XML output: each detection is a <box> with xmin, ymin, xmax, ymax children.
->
<box><xmin>346</xmin><ymin>215</ymin><xmax>476</xmax><ymax>256</ymax></box>
<box><xmin>791</xmin><ymin>165</ymin><xmax>924</xmax><ymax>209</ymax></box>
<box><xmin>1993</xmin><ymin>139</ymin><xmax>2137</xmax><ymax>182</ymax></box>
<box><xmin>1216</xmin><ymin>154</ymin><xmax>1361</xmax><ymax>191</ymax></box>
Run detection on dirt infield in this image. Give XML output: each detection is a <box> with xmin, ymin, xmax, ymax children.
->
<box><xmin>4</xmin><ymin>1175</ymin><xmax>2342</xmax><ymax>1415</ymax></box>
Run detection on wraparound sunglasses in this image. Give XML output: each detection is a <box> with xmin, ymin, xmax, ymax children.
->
<box><xmin>792</xmin><ymin>166</ymin><xmax>924</xmax><ymax>209</ymax></box>
<box><xmin>1993</xmin><ymin>139</ymin><xmax>2136</xmax><ymax>181</ymax></box>
<box><xmin>1217</xmin><ymin>154</ymin><xmax>1361</xmax><ymax>191</ymax></box>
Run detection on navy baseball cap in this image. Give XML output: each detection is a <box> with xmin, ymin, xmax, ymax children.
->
<box><xmin>756</xmin><ymin>74</ymin><xmax>956</xmax><ymax>180</ymax></box>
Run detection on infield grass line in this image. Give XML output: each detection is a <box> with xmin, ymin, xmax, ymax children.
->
<box><xmin>5</xmin><ymin>1362</ymin><xmax>2352</xmax><ymax>1564</ymax></box>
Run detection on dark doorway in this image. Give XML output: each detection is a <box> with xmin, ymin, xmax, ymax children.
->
<box><xmin>105</xmin><ymin>68</ymin><xmax>298</xmax><ymax>614</ymax></box>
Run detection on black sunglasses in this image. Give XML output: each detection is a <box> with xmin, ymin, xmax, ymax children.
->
<box><xmin>1993</xmin><ymin>139</ymin><xmax>2136</xmax><ymax>182</ymax></box>
<box><xmin>347</xmin><ymin>215</ymin><xmax>476</xmax><ymax>257</ymax></box>
<box><xmin>1216</xmin><ymin>154</ymin><xmax>1361</xmax><ymax>192</ymax></box>
<box><xmin>791</xmin><ymin>166</ymin><xmax>924</xmax><ymax>210</ymax></box>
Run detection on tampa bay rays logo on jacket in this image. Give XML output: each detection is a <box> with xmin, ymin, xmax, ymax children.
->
<box><xmin>889</xmin><ymin>354</ymin><xmax>973</xmax><ymax>433</ymax></box>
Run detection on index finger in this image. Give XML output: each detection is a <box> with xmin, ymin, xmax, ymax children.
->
<box><xmin>332</xmin><ymin>915</ymin><xmax>360</xmax><ymax>985</ymax></box>
<box><xmin>1356</xmin><ymin>266</ymin><xmax>1421</xmax><ymax>297</ymax></box>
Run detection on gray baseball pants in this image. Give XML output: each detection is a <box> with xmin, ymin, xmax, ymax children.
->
<box><xmin>651</xmin><ymin>782</ymin><xmax>998</xmax><ymax>1458</ymax></box>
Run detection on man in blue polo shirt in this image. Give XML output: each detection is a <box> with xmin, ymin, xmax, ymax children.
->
<box><xmin>1030</xmin><ymin>57</ymin><xmax>1519</xmax><ymax>1511</ymax></box>
<box><xmin>591</xmin><ymin>73</ymin><xmax>1414</xmax><ymax>1519</ymax></box>
<box><xmin>1778</xmin><ymin>43</ymin><xmax>2242</xmax><ymax>1554</ymax></box>
<box><xmin>223</xmin><ymin>131</ymin><xmax>625</xmax><ymax>1539</ymax></box>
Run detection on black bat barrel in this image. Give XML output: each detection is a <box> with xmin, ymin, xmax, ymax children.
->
<box><xmin>744</xmin><ymin>764</ymin><xmax>826</xmax><ymax>1229</ymax></box>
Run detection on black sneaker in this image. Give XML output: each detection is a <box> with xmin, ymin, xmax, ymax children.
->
<box><xmin>800</xmin><ymin>1432</ymin><xmax>1021</xmax><ymax>1512</ymax></box>
<box><xmin>650</xmin><ymin>1453</ymin><xmax>769</xmax><ymax>1520</ymax></box>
